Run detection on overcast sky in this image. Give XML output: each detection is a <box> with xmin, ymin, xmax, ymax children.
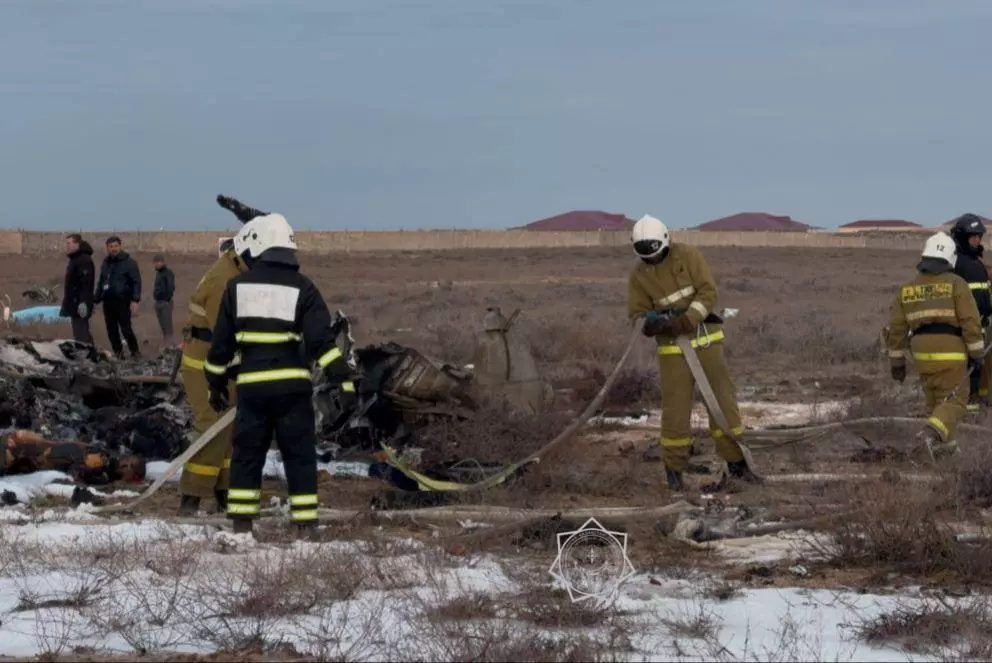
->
<box><xmin>3</xmin><ymin>0</ymin><xmax>991</xmax><ymax>231</ymax></box>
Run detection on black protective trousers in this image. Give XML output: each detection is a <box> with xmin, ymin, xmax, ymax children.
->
<box><xmin>226</xmin><ymin>391</ymin><xmax>320</xmax><ymax>523</ymax></box>
<box><xmin>101</xmin><ymin>297</ymin><xmax>140</xmax><ymax>358</ymax></box>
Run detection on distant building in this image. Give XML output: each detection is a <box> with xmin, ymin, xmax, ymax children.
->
<box><xmin>518</xmin><ymin>211</ymin><xmax>635</xmax><ymax>231</ymax></box>
<box><xmin>693</xmin><ymin>212</ymin><xmax>812</xmax><ymax>232</ymax></box>
<box><xmin>838</xmin><ymin>220</ymin><xmax>926</xmax><ymax>233</ymax></box>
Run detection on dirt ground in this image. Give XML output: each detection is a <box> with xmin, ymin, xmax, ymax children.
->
<box><xmin>1</xmin><ymin>244</ymin><xmax>958</xmax><ymax>511</ymax></box>
<box><xmin>8</xmin><ymin>245</ymin><xmax>992</xmax><ymax>661</ymax></box>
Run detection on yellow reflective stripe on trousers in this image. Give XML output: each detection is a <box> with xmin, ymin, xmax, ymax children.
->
<box><xmin>228</xmin><ymin>488</ymin><xmax>261</xmax><ymax>501</ymax></box>
<box><xmin>657</xmin><ymin>331</ymin><xmax>726</xmax><ymax>356</ymax></box>
<box><xmin>661</xmin><ymin>436</ymin><xmax>693</xmax><ymax>447</ymax></box>
<box><xmin>228</xmin><ymin>503</ymin><xmax>260</xmax><ymax>515</ymax></box>
<box><xmin>290</xmin><ymin>494</ymin><xmax>319</xmax><ymax>507</ymax></box>
<box><xmin>317</xmin><ymin>347</ymin><xmax>342</xmax><ymax>368</ymax></box>
<box><xmin>927</xmin><ymin>416</ymin><xmax>949</xmax><ymax>439</ymax></box>
<box><xmin>236</xmin><ymin>368</ymin><xmax>311</xmax><ymax>384</ymax></box>
<box><xmin>204</xmin><ymin>360</ymin><xmax>228</xmax><ymax>375</ymax></box>
<box><xmin>291</xmin><ymin>509</ymin><xmax>319</xmax><ymax>522</ymax></box>
<box><xmin>182</xmin><ymin>355</ymin><xmax>204</xmax><ymax>370</ymax></box>
<box><xmin>235</xmin><ymin>331</ymin><xmax>302</xmax><ymax>343</ymax></box>
<box><xmin>912</xmin><ymin>352</ymin><xmax>967</xmax><ymax>362</ymax></box>
<box><xmin>184</xmin><ymin>462</ymin><xmax>221</xmax><ymax>477</ymax></box>
<box><xmin>342</xmin><ymin>380</ymin><xmax>355</xmax><ymax>393</ymax></box>
<box><xmin>710</xmin><ymin>426</ymin><xmax>745</xmax><ymax>439</ymax></box>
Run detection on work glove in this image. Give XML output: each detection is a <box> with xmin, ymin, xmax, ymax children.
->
<box><xmin>208</xmin><ymin>386</ymin><xmax>230</xmax><ymax>414</ymax></box>
<box><xmin>890</xmin><ymin>364</ymin><xmax>906</xmax><ymax>382</ymax></box>
<box><xmin>642</xmin><ymin>311</ymin><xmax>671</xmax><ymax>337</ymax></box>
<box><xmin>669</xmin><ymin>314</ymin><xmax>697</xmax><ymax>336</ymax></box>
<box><xmin>76</xmin><ymin>303</ymin><xmax>88</xmax><ymax>318</ymax></box>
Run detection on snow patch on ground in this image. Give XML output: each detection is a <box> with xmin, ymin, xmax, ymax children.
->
<box><xmin>592</xmin><ymin>399</ymin><xmax>852</xmax><ymax>430</ymax></box>
<box><xmin>0</xmin><ymin>514</ymin><xmax>950</xmax><ymax>661</ymax></box>
<box><xmin>145</xmin><ymin>452</ymin><xmax>371</xmax><ymax>486</ymax></box>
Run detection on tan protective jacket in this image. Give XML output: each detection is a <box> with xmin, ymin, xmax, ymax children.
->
<box><xmin>627</xmin><ymin>243</ymin><xmax>723</xmax><ymax>351</ymax></box>
<box><xmin>181</xmin><ymin>250</ymin><xmax>247</xmax><ymax>367</ymax></box>
<box><xmin>887</xmin><ymin>270</ymin><xmax>984</xmax><ymax>367</ymax></box>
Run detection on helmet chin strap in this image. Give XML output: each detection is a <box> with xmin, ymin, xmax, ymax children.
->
<box><xmin>638</xmin><ymin>246</ymin><xmax>670</xmax><ymax>265</ymax></box>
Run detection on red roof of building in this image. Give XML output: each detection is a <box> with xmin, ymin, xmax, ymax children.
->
<box><xmin>520</xmin><ymin>210</ymin><xmax>636</xmax><ymax>231</ymax></box>
<box><xmin>840</xmin><ymin>219</ymin><xmax>923</xmax><ymax>229</ymax></box>
<box><xmin>694</xmin><ymin>212</ymin><xmax>811</xmax><ymax>231</ymax></box>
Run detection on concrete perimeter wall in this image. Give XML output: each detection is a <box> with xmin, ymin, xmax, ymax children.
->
<box><xmin>0</xmin><ymin>229</ymin><xmax>941</xmax><ymax>256</ymax></box>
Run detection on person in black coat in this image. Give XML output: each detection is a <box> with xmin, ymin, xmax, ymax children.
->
<box><xmin>950</xmin><ymin>214</ymin><xmax>992</xmax><ymax>410</ymax></box>
<box><xmin>59</xmin><ymin>234</ymin><xmax>95</xmax><ymax>345</ymax></box>
<box><xmin>94</xmin><ymin>235</ymin><xmax>142</xmax><ymax>359</ymax></box>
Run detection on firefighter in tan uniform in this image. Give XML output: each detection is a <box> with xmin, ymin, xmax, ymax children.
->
<box><xmin>887</xmin><ymin>231</ymin><xmax>984</xmax><ymax>460</ymax></box>
<box><xmin>627</xmin><ymin>215</ymin><xmax>760</xmax><ymax>492</ymax></box>
<box><xmin>177</xmin><ymin>222</ymin><xmax>258</xmax><ymax>516</ymax></box>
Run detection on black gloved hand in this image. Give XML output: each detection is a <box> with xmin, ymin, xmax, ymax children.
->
<box><xmin>642</xmin><ymin>313</ymin><xmax>673</xmax><ymax>337</ymax></box>
<box><xmin>669</xmin><ymin>314</ymin><xmax>697</xmax><ymax>336</ymax></box>
<box><xmin>208</xmin><ymin>386</ymin><xmax>230</xmax><ymax>413</ymax></box>
<box><xmin>890</xmin><ymin>364</ymin><xmax>906</xmax><ymax>382</ymax></box>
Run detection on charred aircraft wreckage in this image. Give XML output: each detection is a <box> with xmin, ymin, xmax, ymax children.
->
<box><xmin>0</xmin><ymin>301</ymin><xmax>554</xmax><ymax>506</ymax></box>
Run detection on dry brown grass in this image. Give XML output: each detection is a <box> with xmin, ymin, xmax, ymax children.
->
<box><xmin>806</xmin><ymin>474</ymin><xmax>992</xmax><ymax>586</ymax></box>
<box><xmin>855</xmin><ymin>596</ymin><xmax>992</xmax><ymax>660</ymax></box>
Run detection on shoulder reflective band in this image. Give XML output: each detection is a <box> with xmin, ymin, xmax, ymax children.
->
<box><xmin>235</xmin><ymin>331</ymin><xmax>303</xmax><ymax>344</ymax></box>
<box><xmin>318</xmin><ymin>347</ymin><xmax>342</xmax><ymax>368</ymax></box>
<box><xmin>235</xmin><ymin>368</ymin><xmax>311</xmax><ymax>384</ymax></box>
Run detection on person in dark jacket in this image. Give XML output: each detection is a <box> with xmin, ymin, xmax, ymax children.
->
<box><xmin>59</xmin><ymin>233</ymin><xmax>95</xmax><ymax>345</ymax></box>
<box><xmin>949</xmin><ymin>214</ymin><xmax>992</xmax><ymax>411</ymax></box>
<box><xmin>204</xmin><ymin>213</ymin><xmax>355</xmax><ymax>539</ymax></box>
<box><xmin>152</xmin><ymin>254</ymin><xmax>176</xmax><ymax>345</ymax></box>
<box><xmin>94</xmin><ymin>235</ymin><xmax>142</xmax><ymax>359</ymax></box>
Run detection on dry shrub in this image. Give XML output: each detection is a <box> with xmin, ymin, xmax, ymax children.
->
<box><xmin>729</xmin><ymin>310</ymin><xmax>878</xmax><ymax>367</ymax></box>
<box><xmin>855</xmin><ymin>596</ymin><xmax>992</xmax><ymax>659</ymax></box>
<box><xmin>810</xmin><ymin>480</ymin><xmax>992</xmax><ymax>583</ymax></box>
<box><xmin>414</xmin><ymin>404</ymin><xmax>573</xmax><ymax>468</ymax></box>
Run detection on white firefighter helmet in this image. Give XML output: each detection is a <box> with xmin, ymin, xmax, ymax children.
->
<box><xmin>631</xmin><ymin>214</ymin><xmax>671</xmax><ymax>260</ymax></box>
<box><xmin>246</xmin><ymin>213</ymin><xmax>297</xmax><ymax>257</ymax></box>
<box><xmin>233</xmin><ymin>218</ymin><xmax>260</xmax><ymax>259</ymax></box>
<box><xmin>921</xmin><ymin>231</ymin><xmax>957</xmax><ymax>268</ymax></box>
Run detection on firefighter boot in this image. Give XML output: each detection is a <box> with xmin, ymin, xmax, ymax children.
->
<box><xmin>727</xmin><ymin>459</ymin><xmax>763</xmax><ymax>485</ymax></box>
<box><xmin>665</xmin><ymin>468</ymin><xmax>685</xmax><ymax>493</ymax></box>
<box><xmin>931</xmin><ymin>440</ymin><xmax>960</xmax><ymax>460</ymax></box>
<box><xmin>178</xmin><ymin>495</ymin><xmax>201</xmax><ymax>517</ymax></box>
<box><xmin>214</xmin><ymin>489</ymin><xmax>228</xmax><ymax>513</ymax></box>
